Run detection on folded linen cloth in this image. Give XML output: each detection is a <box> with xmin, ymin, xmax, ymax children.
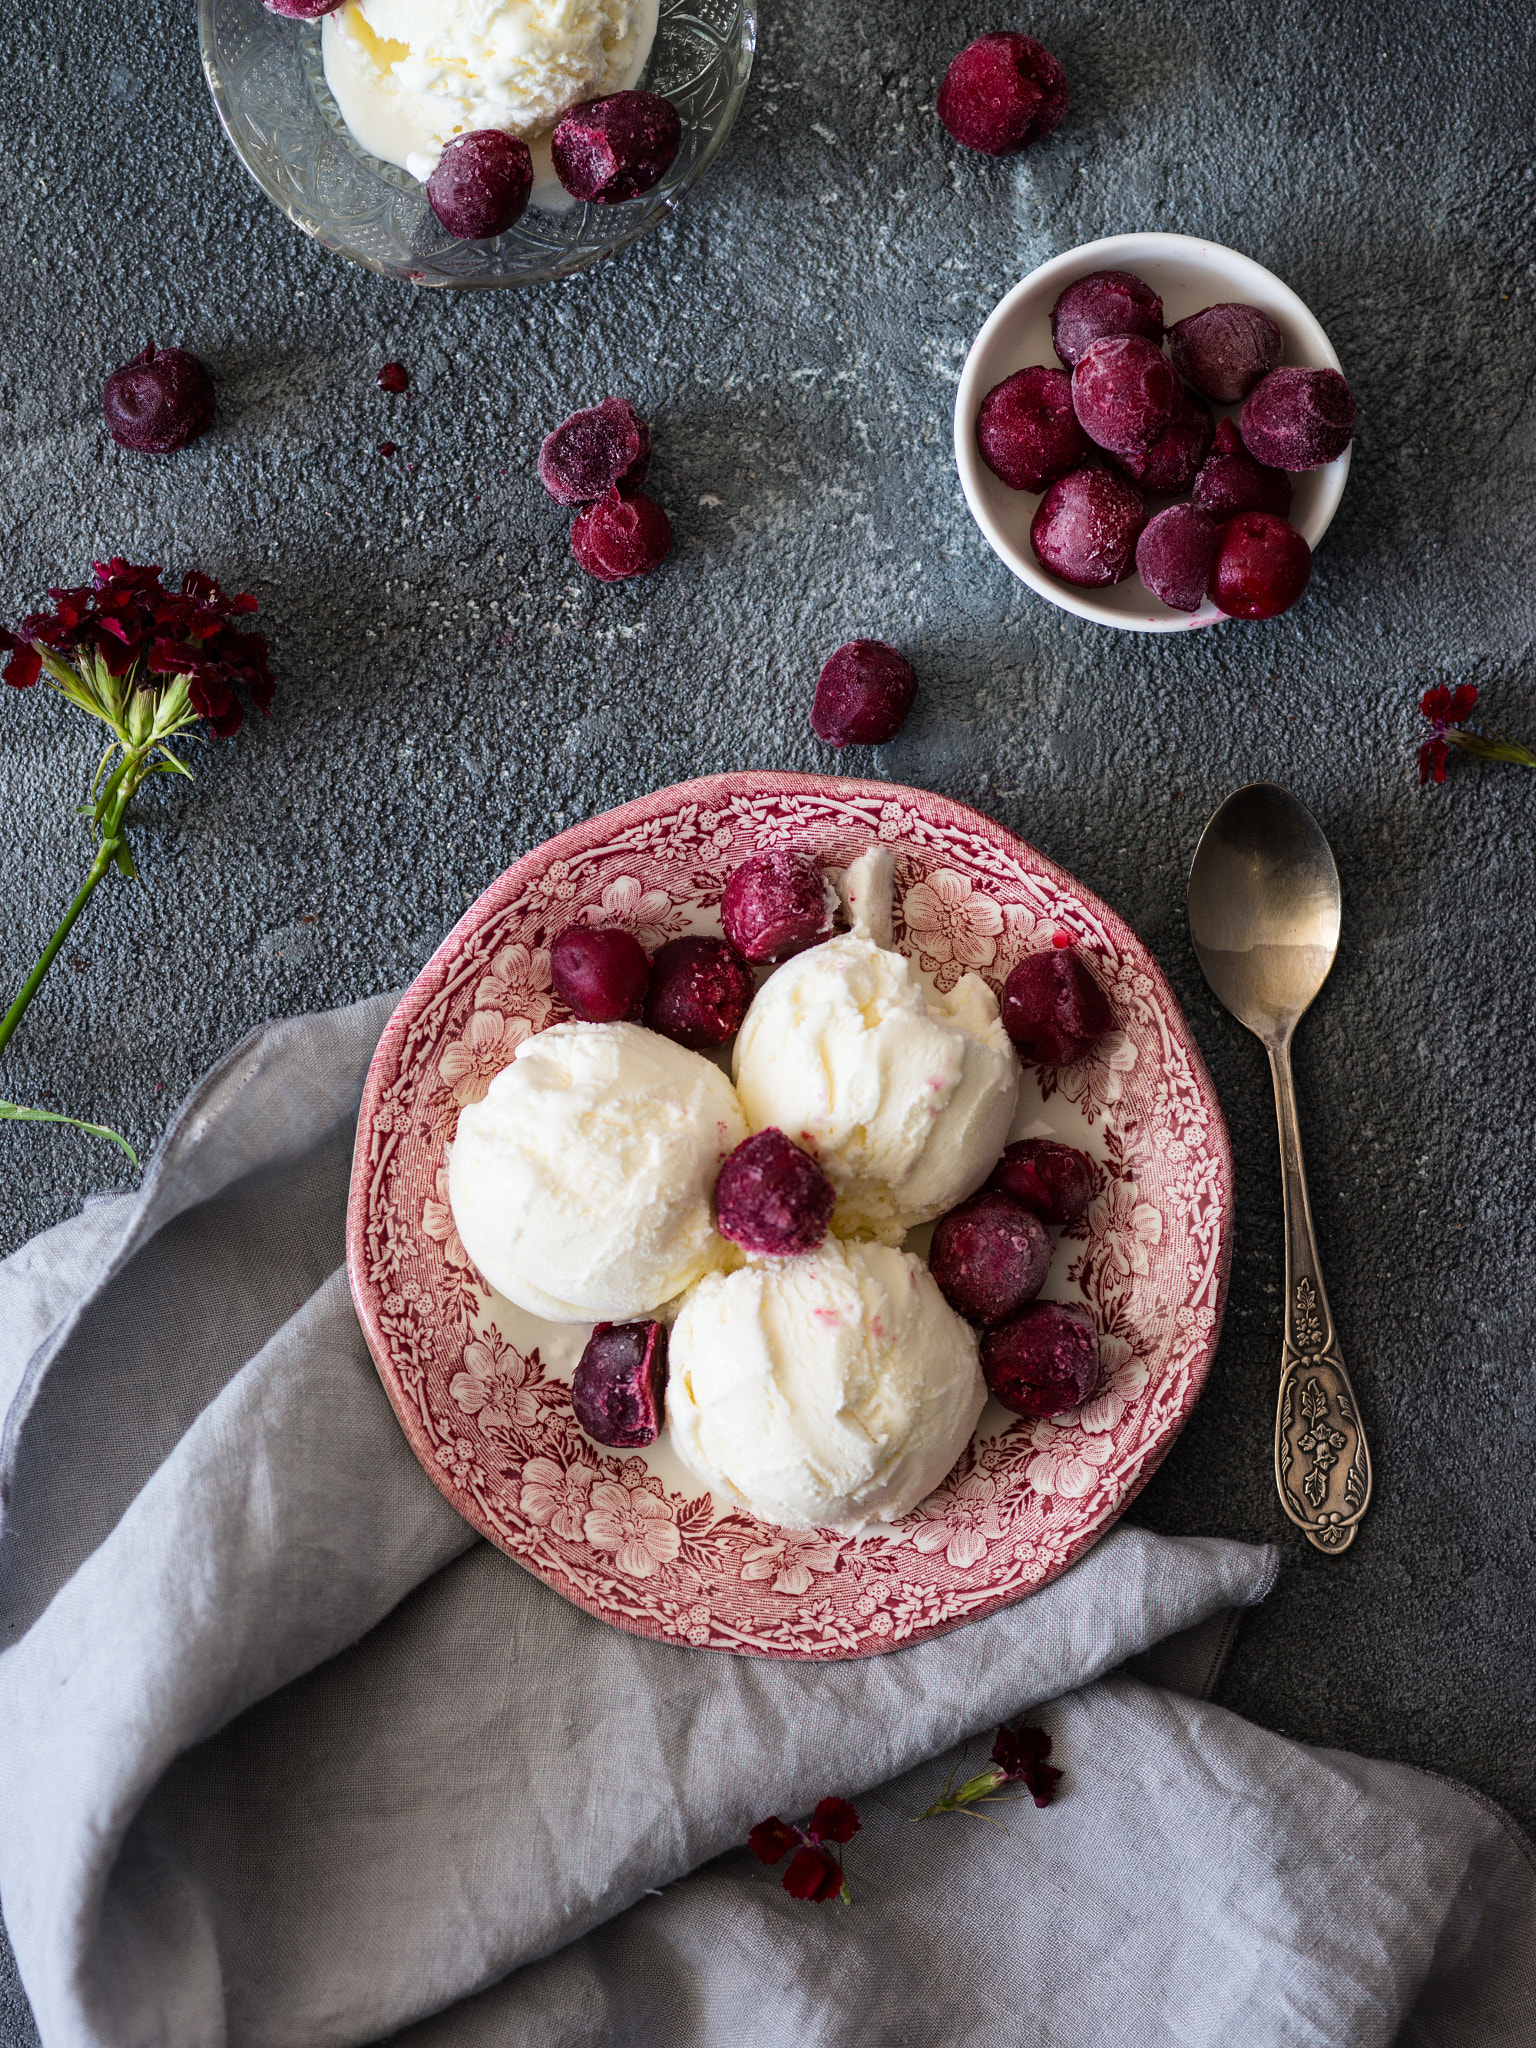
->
<box><xmin>0</xmin><ymin>997</ymin><xmax>1530</xmax><ymax>2048</ymax></box>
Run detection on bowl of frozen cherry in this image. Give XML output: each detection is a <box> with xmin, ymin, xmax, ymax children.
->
<box><xmin>953</xmin><ymin>233</ymin><xmax>1355</xmax><ymax>631</ymax></box>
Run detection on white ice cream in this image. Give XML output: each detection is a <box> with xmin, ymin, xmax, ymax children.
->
<box><xmin>448</xmin><ymin>1021</ymin><xmax>747</xmax><ymax>1323</ymax></box>
<box><xmin>732</xmin><ymin>851</ymin><xmax>1019</xmax><ymax>1243</ymax></box>
<box><xmin>322</xmin><ymin>0</ymin><xmax>659</xmax><ymax>194</ymax></box>
<box><xmin>667</xmin><ymin>1239</ymin><xmax>985</xmax><ymax>1533</ymax></box>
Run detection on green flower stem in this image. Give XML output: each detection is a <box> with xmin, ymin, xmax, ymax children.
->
<box><xmin>0</xmin><ymin>757</ymin><xmax>144</xmax><ymax>1062</ymax></box>
<box><xmin>1447</xmin><ymin>729</ymin><xmax>1536</xmax><ymax>769</ymax></box>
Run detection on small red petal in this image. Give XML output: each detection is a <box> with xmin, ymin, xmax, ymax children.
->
<box><xmin>782</xmin><ymin>1845</ymin><xmax>843</xmax><ymax>1902</ymax></box>
<box><xmin>747</xmin><ymin>1817</ymin><xmax>799</xmax><ymax>1866</ymax></box>
<box><xmin>3</xmin><ymin>644</ymin><xmax>41</xmax><ymax>688</ymax></box>
<box><xmin>1446</xmin><ymin>683</ymin><xmax>1478</xmax><ymax>723</ymax></box>
<box><xmin>808</xmin><ymin>1797</ymin><xmax>859</xmax><ymax>1846</ymax></box>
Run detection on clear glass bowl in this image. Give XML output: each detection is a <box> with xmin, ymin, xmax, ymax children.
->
<box><xmin>199</xmin><ymin>0</ymin><xmax>757</xmax><ymax>289</ymax></box>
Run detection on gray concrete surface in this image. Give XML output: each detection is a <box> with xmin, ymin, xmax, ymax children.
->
<box><xmin>2</xmin><ymin>0</ymin><xmax>1534</xmax><ymax>2034</ymax></box>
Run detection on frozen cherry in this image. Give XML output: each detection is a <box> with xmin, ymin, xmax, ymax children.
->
<box><xmin>539</xmin><ymin>398</ymin><xmax>650</xmax><ymax>506</ymax></box>
<box><xmin>1240</xmin><ymin>366</ymin><xmax>1356</xmax><ymax>471</ymax></box>
<box><xmin>937</xmin><ymin>33</ymin><xmax>1068</xmax><ymax>156</ymax></box>
<box><xmin>720</xmin><ymin>851</ymin><xmax>837</xmax><ymax>963</ymax></box>
<box><xmin>1002</xmin><ymin>950</ymin><xmax>1115</xmax><ymax>1066</ymax></box>
<box><xmin>811</xmin><ymin>640</ymin><xmax>917</xmax><ymax>748</ymax></box>
<box><xmin>1030</xmin><ymin>468</ymin><xmax>1146</xmax><ymax>588</ymax></box>
<box><xmin>987</xmin><ymin>1139</ymin><xmax>1096</xmax><ymax>1226</ymax></box>
<box><xmin>552</xmin><ymin>91</ymin><xmax>681</xmax><ymax>203</ymax></box>
<box><xmin>929</xmin><ymin>1189</ymin><xmax>1053</xmax><ymax>1328</ymax></box>
<box><xmin>1136</xmin><ymin>503</ymin><xmax>1221</xmax><ymax>612</ymax></box>
<box><xmin>980</xmin><ymin>1301</ymin><xmax>1099</xmax><ymax>1419</ymax></box>
<box><xmin>1209</xmin><ymin>512</ymin><xmax>1312</xmax><ymax>620</ymax></box>
<box><xmin>550</xmin><ymin>924</ymin><xmax>650</xmax><ymax>1022</ymax></box>
<box><xmin>1051</xmin><ymin>270</ymin><xmax>1164</xmax><ymax>370</ymax></box>
<box><xmin>572</xmin><ymin>1320</ymin><xmax>668</xmax><ymax>1447</ymax></box>
<box><xmin>103</xmin><ymin>343</ymin><xmax>214</xmax><ymax>455</ymax></box>
<box><xmin>571</xmin><ymin>488</ymin><xmax>673</xmax><ymax>582</ymax></box>
<box><xmin>1193</xmin><ymin>417</ymin><xmax>1293</xmax><ymax>522</ymax></box>
<box><xmin>426</xmin><ymin>130</ymin><xmax>533</xmax><ymax>239</ymax></box>
<box><xmin>644</xmin><ymin>936</ymin><xmax>753</xmax><ymax>1049</ymax></box>
<box><xmin>262</xmin><ymin>0</ymin><xmax>346</xmax><ymax>15</ymax></box>
<box><xmin>1071</xmin><ymin>336</ymin><xmax>1178</xmax><ymax>458</ymax></box>
<box><xmin>1115</xmin><ymin>384</ymin><xmax>1213</xmax><ymax>494</ymax></box>
<box><xmin>976</xmin><ymin>366</ymin><xmax>1090</xmax><ymax>494</ymax></box>
<box><xmin>715</xmin><ymin>1128</ymin><xmax>836</xmax><ymax>1256</ymax></box>
<box><xmin>1166</xmin><ymin>302</ymin><xmax>1284</xmax><ymax>404</ymax></box>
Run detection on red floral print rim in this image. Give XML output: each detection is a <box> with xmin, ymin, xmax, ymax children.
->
<box><xmin>347</xmin><ymin>773</ymin><xmax>1233</xmax><ymax>1659</ymax></box>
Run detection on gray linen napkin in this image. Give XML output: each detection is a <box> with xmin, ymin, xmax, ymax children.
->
<box><xmin>0</xmin><ymin>997</ymin><xmax>1530</xmax><ymax>2048</ymax></box>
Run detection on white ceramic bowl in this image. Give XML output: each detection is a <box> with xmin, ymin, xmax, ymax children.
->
<box><xmin>953</xmin><ymin>232</ymin><xmax>1352</xmax><ymax>633</ymax></box>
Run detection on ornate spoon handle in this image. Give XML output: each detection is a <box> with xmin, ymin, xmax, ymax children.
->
<box><xmin>1267</xmin><ymin>1043</ymin><xmax>1373</xmax><ymax>1553</ymax></box>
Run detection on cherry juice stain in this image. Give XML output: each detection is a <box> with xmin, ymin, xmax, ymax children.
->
<box><xmin>377</xmin><ymin>362</ymin><xmax>410</xmax><ymax>394</ymax></box>
<box><xmin>380</xmin><ymin>441</ymin><xmax>398</xmax><ymax>458</ymax></box>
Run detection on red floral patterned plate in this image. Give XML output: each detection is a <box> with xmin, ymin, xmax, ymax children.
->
<box><xmin>347</xmin><ymin>773</ymin><xmax>1232</xmax><ymax>1659</ymax></box>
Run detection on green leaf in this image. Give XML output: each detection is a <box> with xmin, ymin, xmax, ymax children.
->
<box><xmin>0</xmin><ymin>1100</ymin><xmax>139</xmax><ymax>1166</ymax></box>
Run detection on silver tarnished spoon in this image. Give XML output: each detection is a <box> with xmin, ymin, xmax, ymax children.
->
<box><xmin>1187</xmin><ymin>783</ymin><xmax>1372</xmax><ymax>1554</ymax></box>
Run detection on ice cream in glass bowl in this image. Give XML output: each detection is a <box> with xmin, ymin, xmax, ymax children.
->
<box><xmin>199</xmin><ymin>0</ymin><xmax>756</xmax><ymax>287</ymax></box>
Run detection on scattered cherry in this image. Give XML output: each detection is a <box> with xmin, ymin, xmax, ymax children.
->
<box><xmin>1001</xmin><ymin>950</ymin><xmax>1115</xmax><ymax>1066</ymax></box>
<box><xmin>1209</xmin><ymin>512</ymin><xmax>1312</xmax><ymax>619</ymax></box>
<box><xmin>377</xmin><ymin>362</ymin><xmax>409</xmax><ymax>394</ymax></box>
<box><xmin>103</xmin><ymin>343</ymin><xmax>214</xmax><ymax>455</ymax></box>
<box><xmin>1115</xmin><ymin>384</ymin><xmax>1213</xmax><ymax>494</ymax></box>
<box><xmin>426</xmin><ymin>130</ymin><xmax>533</xmax><ymax>239</ymax></box>
<box><xmin>539</xmin><ymin>398</ymin><xmax>651</xmax><ymax>505</ymax></box>
<box><xmin>550</xmin><ymin>924</ymin><xmax>650</xmax><ymax>1022</ymax></box>
<box><xmin>644</xmin><ymin>936</ymin><xmax>754</xmax><ymax>1049</ymax></box>
<box><xmin>929</xmin><ymin>1189</ymin><xmax>1053</xmax><ymax>1328</ymax></box>
<box><xmin>937</xmin><ymin>33</ymin><xmax>1068</xmax><ymax>156</ymax></box>
<box><xmin>1193</xmin><ymin>417</ymin><xmax>1293</xmax><ymax>521</ymax></box>
<box><xmin>552</xmin><ymin>91</ymin><xmax>682</xmax><ymax>203</ymax></box>
<box><xmin>976</xmin><ymin>366</ymin><xmax>1090</xmax><ymax>494</ymax></box>
<box><xmin>720</xmin><ymin>850</ymin><xmax>837</xmax><ymax>963</ymax></box>
<box><xmin>715</xmin><ymin>1128</ymin><xmax>836</xmax><ymax>1257</ymax></box>
<box><xmin>1136</xmin><ymin>503</ymin><xmax>1221</xmax><ymax>612</ymax></box>
<box><xmin>1240</xmin><ymin>366</ymin><xmax>1357</xmax><ymax>470</ymax></box>
<box><xmin>987</xmin><ymin>1139</ymin><xmax>1096</xmax><ymax>1226</ymax></box>
<box><xmin>1166</xmin><ymin>302</ymin><xmax>1284</xmax><ymax>404</ymax></box>
<box><xmin>811</xmin><ymin>639</ymin><xmax>917</xmax><ymax>748</ymax></box>
<box><xmin>980</xmin><ymin>1301</ymin><xmax>1100</xmax><ymax>1419</ymax></box>
<box><xmin>1071</xmin><ymin>336</ymin><xmax>1179</xmax><ymax>458</ymax></box>
<box><xmin>1030</xmin><ymin>468</ymin><xmax>1146</xmax><ymax>588</ymax></box>
<box><xmin>572</xmin><ymin>1320</ymin><xmax>669</xmax><ymax>1447</ymax></box>
<box><xmin>570</xmin><ymin>488</ymin><xmax>673</xmax><ymax>582</ymax></box>
<box><xmin>262</xmin><ymin>0</ymin><xmax>347</xmax><ymax>15</ymax></box>
<box><xmin>1051</xmin><ymin>270</ymin><xmax>1164</xmax><ymax>370</ymax></box>
<box><xmin>379</xmin><ymin>441</ymin><xmax>398</xmax><ymax>459</ymax></box>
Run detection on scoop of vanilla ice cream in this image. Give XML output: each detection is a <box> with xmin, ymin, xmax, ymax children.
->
<box><xmin>448</xmin><ymin>1021</ymin><xmax>747</xmax><ymax>1323</ymax></box>
<box><xmin>667</xmin><ymin>1239</ymin><xmax>985</xmax><ymax>1533</ymax></box>
<box><xmin>323</xmin><ymin>0</ymin><xmax>659</xmax><ymax>183</ymax></box>
<box><xmin>731</xmin><ymin>922</ymin><xmax>1020</xmax><ymax>1243</ymax></box>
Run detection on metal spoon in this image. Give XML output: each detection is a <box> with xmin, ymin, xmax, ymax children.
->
<box><xmin>1187</xmin><ymin>783</ymin><xmax>1372</xmax><ymax>1554</ymax></box>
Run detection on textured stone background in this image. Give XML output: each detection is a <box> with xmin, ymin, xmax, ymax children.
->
<box><xmin>2</xmin><ymin>0</ymin><xmax>1534</xmax><ymax>2032</ymax></box>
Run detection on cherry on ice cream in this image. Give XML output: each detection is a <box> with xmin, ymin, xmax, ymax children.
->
<box><xmin>1208</xmin><ymin>512</ymin><xmax>1312</xmax><ymax>619</ymax></box>
<box><xmin>1002</xmin><ymin>950</ymin><xmax>1115</xmax><ymax>1066</ymax></box>
<box><xmin>929</xmin><ymin>1189</ymin><xmax>1053</xmax><ymax>1328</ymax></box>
<box><xmin>550</xmin><ymin>924</ymin><xmax>651</xmax><ymax>1022</ymax></box>
<box><xmin>1051</xmin><ymin>270</ymin><xmax>1164</xmax><ymax>369</ymax></box>
<box><xmin>1193</xmin><ymin>418</ymin><xmax>1293</xmax><ymax>522</ymax></box>
<box><xmin>811</xmin><ymin>640</ymin><xmax>917</xmax><ymax>747</ymax></box>
<box><xmin>572</xmin><ymin>1320</ymin><xmax>669</xmax><ymax>1447</ymax></box>
<box><xmin>988</xmin><ymin>1139</ymin><xmax>1096</xmax><ymax>1226</ymax></box>
<box><xmin>937</xmin><ymin>33</ymin><xmax>1068</xmax><ymax>156</ymax></box>
<box><xmin>644</xmin><ymin>936</ymin><xmax>754</xmax><ymax>1049</ymax></box>
<box><xmin>1071</xmin><ymin>335</ymin><xmax>1179</xmax><ymax>458</ymax></box>
<box><xmin>720</xmin><ymin>850</ymin><xmax>837</xmax><ymax>963</ymax></box>
<box><xmin>571</xmin><ymin>488</ymin><xmax>673</xmax><ymax>581</ymax></box>
<box><xmin>715</xmin><ymin>1128</ymin><xmax>837</xmax><ymax>1257</ymax></box>
<box><xmin>552</xmin><ymin>91</ymin><xmax>682</xmax><ymax>203</ymax></box>
<box><xmin>103</xmin><ymin>344</ymin><xmax>214</xmax><ymax>455</ymax></box>
<box><xmin>1166</xmin><ymin>301</ymin><xmax>1284</xmax><ymax>404</ymax></box>
<box><xmin>1136</xmin><ymin>503</ymin><xmax>1222</xmax><ymax>612</ymax></box>
<box><xmin>539</xmin><ymin>398</ymin><xmax>651</xmax><ymax>505</ymax></box>
<box><xmin>981</xmin><ymin>1301</ymin><xmax>1100</xmax><ymax>1419</ymax></box>
<box><xmin>426</xmin><ymin>130</ymin><xmax>534</xmax><ymax>239</ymax></box>
<box><xmin>1240</xmin><ymin>366</ymin><xmax>1357</xmax><ymax>470</ymax></box>
<box><xmin>1030</xmin><ymin>468</ymin><xmax>1146</xmax><ymax>588</ymax></box>
<box><xmin>976</xmin><ymin>366</ymin><xmax>1091</xmax><ymax>493</ymax></box>
<box><xmin>1114</xmin><ymin>384</ymin><xmax>1214</xmax><ymax>494</ymax></box>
